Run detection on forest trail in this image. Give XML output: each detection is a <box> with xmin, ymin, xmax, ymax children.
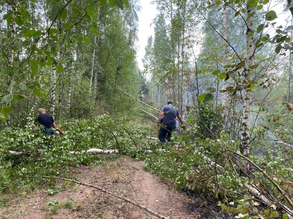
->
<box><xmin>0</xmin><ymin>156</ymin><xmax>222</xmax><ymax>219</ymax></box>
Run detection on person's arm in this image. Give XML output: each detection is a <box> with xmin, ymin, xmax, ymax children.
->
<box><xmin>53</xmin><ymin>122</ymin><xmax>64</xmax><ymax>135</ymax></box>
<box><xmin>157</xmin><ymin>111</ymin><xmax>164</xmax><ymax>128</ymax></box>
<box><xmin>177</xmin><ymin>114</ymin><xmax>186</xmax><ymax>130</ymax></box>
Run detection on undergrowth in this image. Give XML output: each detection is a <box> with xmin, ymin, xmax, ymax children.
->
<box><xmin>128</xmin><ymin>132</ymin><xmax>293</xmax><ymax>219</ymax></box>
<box><xmin>1</xmin><ymin>112</ymin><xmax>292</xmax><ymax>219</ymax></box>
<box><xmin>0</xmin><ymin>113</ymin><xmax>151</xmax><ymax>207</ymax></box>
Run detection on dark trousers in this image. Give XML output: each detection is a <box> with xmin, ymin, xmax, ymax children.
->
<box><xmin>158</xmin><ymin>123</ymin><xmax>176</xmax><ymax>143</ymax></box>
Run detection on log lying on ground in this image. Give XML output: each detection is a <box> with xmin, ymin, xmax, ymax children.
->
<box><xmin>146</xmin><ymin>136</ymin><xmax>158</xmax><ymax>140</ymax></box>
<box><xmin>70</xmin><ymin>149</ymin><xmax>119</xmax><ymax>155</ymax></box>
<box><xmin>8</xmin><ymin>148</ymin><xmax>119</xmax><ymax>156</ymax></box>
<box><xmin>8</xmin><ymin>149</ymin><xmax>47</xmax><ymax>156</ymax></box>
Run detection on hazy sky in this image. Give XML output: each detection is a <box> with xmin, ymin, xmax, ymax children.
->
<box><xmin>135</xmin><ymin>1</ymin><xmax>291</xmax><ymax>71</ymax></box>
<box><xmin>136</xmin><ymin>1</ymin><xmax>157</xmax><ymax>71</ymax></box>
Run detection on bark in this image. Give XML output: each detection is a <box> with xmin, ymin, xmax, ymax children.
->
<box><xmin>67</xmin><ymin>62</ymin><xmax>72</xmax><ymax>110</ymax></box>
<box><xmin>94</xmin><ymin>55</ymin><xmax>98</xmax><ymax>101</ymax></box>
<box><xmin>221</xmin><ymin>4</ymin><xmax>228</xmax><ymax>106</ymax></box>
<box><xmin>50</xmin><ymin>64</ymin><xmax>56</xmax><ymax>117</ymax></box>
<box><xmin>287</xmin><ymin>21</ymin><xmax>292</xmax><ymax>124</ymax></box>
<box><xmin>240</xmin><ymin>5</ymin><xmax>255</xmax><ymax>156</ymax></box>
<box><xmin>288</xmin><ymin>0</ymin><xmax>293</xmax><ymax>18</ymax></box>
<box><xmin>89</xmin><ymin>35</ymin><xmax>97</xmax><ymax>97</ymax></box>
<box><xmin>7</xmin><ymin>3</ymin><xmax>16</xmax><ymax>109</ymax></box>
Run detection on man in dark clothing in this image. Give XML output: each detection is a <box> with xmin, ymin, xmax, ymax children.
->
<box><xmin>157</xmin><ymin>100</ymin><xmax>185</xmax><ymax>143</ymax></box>
<box><xmin>37</xmin><ymin>108</ymin><xmax>64</xmax><ymax>135</ymax></box>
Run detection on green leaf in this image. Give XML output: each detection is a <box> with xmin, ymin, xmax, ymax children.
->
<box><xmin>61</xmin><ymin>8</ymin><xmax>67</xmax><ymax>21</ymax></box>
<box><xmin>46</xmin><ymin>56</ymin><xmax>53</xmax><ymax>66</ymax></box>
<box><xmin>248</xmin><ymin>30</ymin><xmax>254</xmax><ymax>38</ymax></box>
<box><xmin>249</xmin><ymin>63</ymin><xmax>259</xmax><ymax>69</ymax></box>
<box><xmin>257</xmin><ymin>5</ymin><xmax>263</xmax><ymax>10</ymax></box>
<box><xmin>266</xmin><ymin>10</ymin><xmax>277</xmax><ymax>21</ymax></box>
<box><xmin>114</xmin><ymin>0</ymin><xmax>124</xmax><ymax>8</ymax></box>
<box><xmin>99</xmin><ymin>0</ymin><xmax>107</xmax><ymax>6</ymax></box>
<box><xmin>212</xmin><ymin>70</ymin><xmax>220</xmax><ymax>76</ymax></box>
<box><xmin>56</xmin><ymin>63</ymin><xmax>64</xmax><ymax>72</ymax></box>
<box><xmin>33</xmin><ymin>88</ymin><xmax>41</xmax><ymax>96</ymax></box>
<box><xmin>87</xmin><ymin>6</ymin><xmax>95</xmax><ymax>19</ymax></box>
<box><xmin>23</xmin><ymin>29</ymin><xmax>36</xmax><ymax>38</ymax></box>
<box><xmin>204</xmin><ymin>93</ymin><xmax>214</xmax><ymax>102</ymax></box>
<box><xmin>275</xmin><ymin>44</ymin><xmax>282</xmax><ymax>54</ymax></box>
<box><xmin>121</xmin><ymin>0</ymin><xmax>129</xmax><ymax>6</ymax></box>
<box><xmin>19</xmin><ymin>83</ymin><xmax>27</xmax><ymax>91</ymax></box>
<box><xmin>219</xmin><ymin>73</ymin><xmax>228</xmax><ymax>80</ymax></box>
<box><xmin>90</xmin><ymin>25</ymin><xmax>99</xmax><ymax>36</ymax></box>
<box><xmin>108</xmin><ymin>0</ymin><xmax>116</xmax><ymax>7</ymax></box>
<box><xmin>49</xmin><ymin>28</ymin><xmax>59</xmax><ymax>35</ymax></box>
<box><xmin>48</xmin><ymin>39</ymin><xmax>55</xmax><ymax>48</ymax></box>
<box><xmin>207</xmin><ymin>87</ymin><xmax>216</xmax><ymax>93</ymax></box>
<box><xmin>198</xmin><ymin>93</ymin><xmax>206</xmax><ymax>102</ymax></box>
<box><xmin>2</xmin><ymin>106</ymin><xmax>14</xmax><ymax>113</ymax></box>
<box><xmin>257</xmin><ymin>24</ymin><xmax>264</xmax><ymax>33</ymax></box>
<box><xmin>2</xmin><ymin>94</ymin><xmax>14</xmax><ymax>104</ymax></box>
<box><xmin>50</xmin><ymin>4</ymin><xmax>61</xmax><ymax>21</ymax></box>
<box><xmin>30</xmin><ymin>59</ymin><xmax>38</xmax><ymax>75</ymax></box>
<box><xmin>84</xmin><ymin>38</ymin><xmax>91</xmax><ymax>45</ymax></box>
<box><xmin>2</xmin><ymin>67</ymin><xmax>13</xmax><ymax>75</ymax></box>
<box><xmin>247</xmin><ymin>0</ymin><xmax>257</xmax><ymax>8</ymax></box>
<box><xmin>12</xmin><ymin>95</ymin><xmax>26</xmax><ymax>103</ymax></box>
<box><xmin>247</xmin><ymin>83</ymin><xmax>255</xmax><ymax>90</ymax></box>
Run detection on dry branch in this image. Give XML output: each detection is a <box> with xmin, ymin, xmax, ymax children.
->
<box><xmin>43</xmin><ymin>176</ymin><xmax>169</xmax><ymax>219</ymax></box>
<box><xmin>188</xmin><ymin>145</ymin><xmax>293</xmax><ymax>216</ymax></box>
<box><xmin>142</xmin><ymin>110</ymin><xmax>159</xmax><ymax>120</ymax></box>
<box><xmin>118</xmin><ymin>88</ymin><xmax>160</xmax><ymax>112</ymax></box>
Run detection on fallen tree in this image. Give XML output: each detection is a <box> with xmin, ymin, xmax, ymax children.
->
<box><xmin>8</xmin><ymin>148</ymin><xmax>119</xmax><ymax>156</ymax></box>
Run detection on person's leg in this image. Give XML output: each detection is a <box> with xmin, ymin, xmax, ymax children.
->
<box><xmin>166</xmin><ymin>124</ymin><xmax>176</xmax><ymax>142</ymax></box>
<box><xmin>43</xmin><ymin>128</ymin><xmax>55</xmax><ymax>146</ymax></box>
<box><xmin>158</xmin><ymin>127</ymin><xmax>167</xmax><ymax>143</ymax></box>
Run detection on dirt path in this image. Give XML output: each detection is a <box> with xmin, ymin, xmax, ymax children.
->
<box><xmin>0</xmin><ymin>156</ymin><xmax>223</xmax><ymax>219</ymax></box>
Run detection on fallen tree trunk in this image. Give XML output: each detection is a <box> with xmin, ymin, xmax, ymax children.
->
<box><xmin>8</xmin><ymin>148</ymin><xmax>119</xmax><ymax>156</ymax></box>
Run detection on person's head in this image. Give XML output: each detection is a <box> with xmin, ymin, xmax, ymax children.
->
<box><xmin>38</xmin><ymin>108</ymin><xmax>46</xmax><ymax>114</ymax></box>
<box><xmin>167</xmin><ymin>100</ymin><xmax>173</xmax><ymax>105</ymax></box>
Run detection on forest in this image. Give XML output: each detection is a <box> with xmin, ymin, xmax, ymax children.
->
<box><xmin>0</xmin><ymin>0</ymin><xmax>293</xmax><ymax>218</ymax></box>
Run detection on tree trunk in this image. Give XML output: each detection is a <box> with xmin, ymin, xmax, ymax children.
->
<box><xmin>67</xmin><ymin>61</ymin><xmax>72</xmax><ymax>110</ymax></box>
<box><xmin>50</xmin><ymin>64</ymin><xmax>56</xmax><ymax>117</ymax></box>
<box><xmin>288</xmin><ymin>0</ymin><xmax>293</xmax><ymax>18</ymax></box>
<box><xmin>287</xmin><ymin>21</ymin><xmax>292</xmax><ymax>124</ymax></box>
<box><xmin>221</xmin><ymin>4</ymin><xmax>228</xmax><ymax>106</ymax></box>
<box><xmin>89</xmin><ymin>35</ymin><xmax>97</xmax><ymax>97</ymax></box>
<box><xmin>240</xmin><ymin>5</ymin><xmax>255</xmax><ymax>156</ymax></box>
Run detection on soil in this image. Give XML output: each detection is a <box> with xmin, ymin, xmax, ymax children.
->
<box><xmin>0</xmin><ymin>156</ymin><xmax>227</xmax><ymax>219</ymax></box>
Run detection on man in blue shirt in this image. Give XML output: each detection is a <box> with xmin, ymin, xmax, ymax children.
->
<box><xmin>157</xmin><ymin>100</ymin><xmax>185</xmax><ymax>143</ymax></box>
<box><xmin>37</xmin><ymin>108</ymin><xmax>64</xmax><ymax>135</ymax></box>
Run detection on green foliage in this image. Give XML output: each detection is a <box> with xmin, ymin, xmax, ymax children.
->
<box><xmin>185</xmin><ymin>103</ymin><xmax>223</xmax><ymax>139</ymax></box>
<box><xmin>0</xmin><ymin>114</ymin><xmax>152</xmax><ymax>206</ymax></box>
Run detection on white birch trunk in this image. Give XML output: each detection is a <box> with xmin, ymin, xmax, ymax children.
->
<box><xmin>50</xmin><ymin>64</ymin><xmax>56</xmax><ymax>117</ymax></box>
<box><xmin>89</xmin><ymin>35</ymin><xmax>96</xmax><ymax>97</ymax></box>
<box><xmin>8</xmin><ymin>4</ymin><xmax>16</xmax><ymax>108</ymax></box>
<box><xmin>240</xmin><ymin>5</ymin><xmax>255</xmax><ymax>156</ymax></box>
<box><xmin>94</xmin><ymin>61</ymin><xmax>98</xmax><ymax>101</ymax></box>
<box><xmin>67</xmin><ymin>62</ymin><xmax>72</xmax><ymax>109</ymax></box>
<box><xmin>221</xmin><ymin>5</ymin><xmax>228</xmax><ymax>105</ymax></box>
